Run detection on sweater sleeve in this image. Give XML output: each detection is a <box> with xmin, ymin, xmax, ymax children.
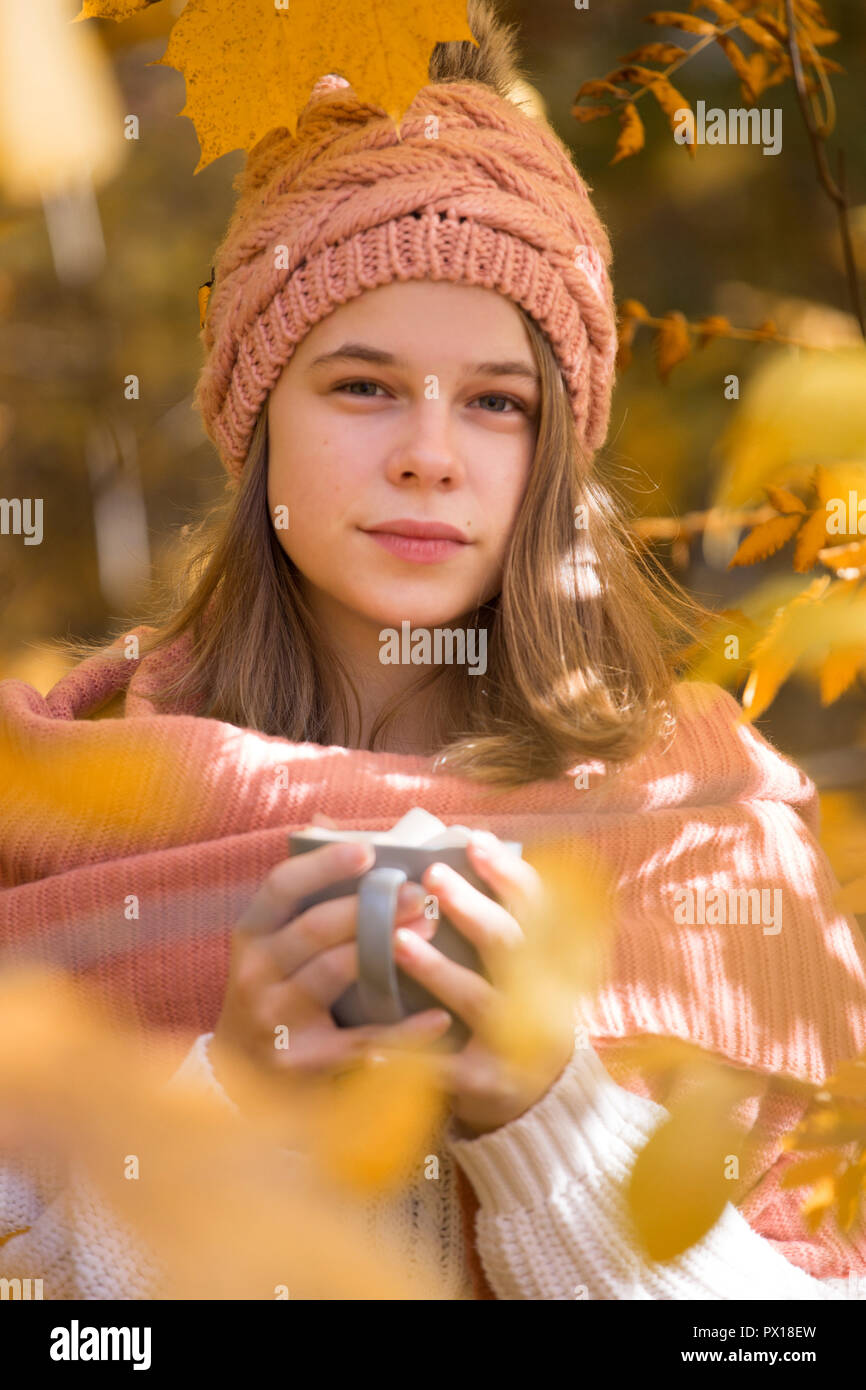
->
<box><xmin>445</xmin><ymin>1042</ymin><xmax>864</xmax><ymax>1301</ymax></box>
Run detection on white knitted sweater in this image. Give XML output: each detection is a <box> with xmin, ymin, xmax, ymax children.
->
<box><xmin>1</xmin><ymin>1032</ymin><xmax>862</xmax><ymax>1301</ymax></box>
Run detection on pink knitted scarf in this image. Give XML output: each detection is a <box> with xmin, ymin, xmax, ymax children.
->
<box><xmin>2</xmin><ymin>627</ymin><xmax>866</xmax><ymax>1292</ymax></box>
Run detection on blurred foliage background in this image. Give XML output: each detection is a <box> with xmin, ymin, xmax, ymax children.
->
<box><xmin>1</xmin><ymin>0</ymin><xmax>865</xmax><ymax>797</ymax></box>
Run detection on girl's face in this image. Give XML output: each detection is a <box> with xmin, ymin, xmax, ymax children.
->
<box><xmin>266</xmin><ymin>280</ymin><xmax>539</xmax><ymax>637</ymax></box>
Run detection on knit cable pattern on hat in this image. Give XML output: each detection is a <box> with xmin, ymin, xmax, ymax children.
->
<box><xmin>193</xmin><ymin>78</ymin><xmax>618</xmax><ymax>481</ymax></box>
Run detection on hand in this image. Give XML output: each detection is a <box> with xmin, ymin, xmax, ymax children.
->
<box><xmin>210</xmin><ymin>816</ymin><xmax>452</xmax><ymax>1110</ymax></box>
<box><xmin>390</xmin><ymin>831</ymin><xmax>577</xmax><ymax>1138</ymax></box>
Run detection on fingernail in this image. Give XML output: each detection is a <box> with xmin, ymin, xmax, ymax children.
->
<box><xmin>398</xmin><ymin>882</ymin><xmax>427</xmax><ymax>913</ymax></box>
<box><xmin>471</xmin><ymin>830</ymin><xmax>498</xmax><ymax>854</ymax></box>
<box><xmin>339</xmin><ymin>841</ymin><xmax>374</xmax><ymax>871</ymax></box>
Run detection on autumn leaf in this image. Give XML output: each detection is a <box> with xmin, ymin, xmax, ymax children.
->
<box><xmin>618</xmin><ymin>42</ymin><xmax>688</xmax><ymax>65</ymax></box>
<box><xmin>738</xmin><ymin>576</ymin><xmax>831</xmax><ymax>719</ymax></box>
<box><xmin>819</xmin><ymin>645</ymin><xmax>865</xmax><ymax>704</ymax></box>
<box><xmin>620</xmin><ymin>298</ymin><xmax>651</xmax><ymax>321</ymax></box>
<box><xmin>627</xmin><ymin>1060</ymin><xmax>755</xmax><ymax>1261</ymax></box>
<box><xmin>617</xmin><ymin>317</ymin><xmax>638</xmax><ymax>370</ymax></box>
<box><xmin>80</xmin><ymin>0</ymin><xmax>478</xmax><ymax>172</ymax></box>
<box><xmin>644</xmin><ymin>10</ymin><xmax>718</xmax><ymax>35</ymax></box>
<box><xmin>715</xmin><ymin>33</ymin><xmax>758</xmax><ymax>102</ymax></box>
<box><xmin>764</xmin><ymin>485</ymin><xmax>806</xmax><ymax>515</ymax></box>
<box><xmin>653</xmin><ymin>310</ymin><xmax>691</xmax><ymax>382</ymax></box>
<box><xmin>76</xmin><ymin>0</ymin><xmax>159</xmax><ymax>16</ymax></box>
<box><xmin>611</xmin><ymin>103</ymin><xmax>645</xmax><ymax>164</ymax></box>
<box><xmin>779</xmin><ymin>1151</ymin><xmax>844</xmax><ymax>1190</ymax></box>
<box><xmin>572</xmin><ymin>104</ymin><xmax>612</xmax><ymax>123</ymax></box>
<box><xmin>306</xmin><ymin>1049</ymin><xmax>445</xmax><ymax>1193</ymax></box>
<box><xmin>728</xmin><ymin>512</ymin><xmax>802</xmax><ymax>567</ymax></box>
<box><xmin>695</xmin><ymin>314</ymin><xmax>731</xmax><ymax>347</ymax></box>
<box><xmin>646</xmin><ymin>76</ymin><xmax>695</xmax><ymax>154</ymax></box>
<box><xmin>576</xmin><ymin>78</ymin><xmax>632</xmax><ymax>101</ymax></box>
<box><xmin>792</xmin><ymin>505</ymin><xmax>829</xmax><ymax>571</ymax></box>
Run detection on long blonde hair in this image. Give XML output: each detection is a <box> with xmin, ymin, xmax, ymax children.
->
<box><xmin>59</xmin><ymin>303</ymin><xmax>715</xmax><ymax>788</ymax></box>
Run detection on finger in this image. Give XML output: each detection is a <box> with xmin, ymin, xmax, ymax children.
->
<box><xmin>392</xmin><ymin>930</ymin><xmax>497</xmax><ymax>1034</ymax></box>
<box><xmin>270</xmin><ymin>881</ymin><xmax>433</xmax><ymax>977</ymax></box>
<box><xmin>236</xmin><ymin>841</ymin><xmax>374</xmax><ymax>938</ymax></box>
<box><xmin>310</xmin><ymin>813</ymin><xmax>340</xmax><ymax>828</ymax></box>
<box><xmin>422</xmin><ymin>860</ymin><xmax>523</xmax><ymax>962</ymax></box>
<box><xmin>466</xmin><ymin>832</ymin><xmax>546</xmax><ymax>917</ymax></box>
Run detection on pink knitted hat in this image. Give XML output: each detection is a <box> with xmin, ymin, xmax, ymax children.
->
<box><xmin>193</xmin><ymin>74</ymin><xmax>618</xmax><ymax>484</ymax></box>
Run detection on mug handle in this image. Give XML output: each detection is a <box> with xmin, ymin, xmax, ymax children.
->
<box><xmin>356</xmin><ymin>866</ymin><xmax>409</xmax><ymax>1024</ymax></box>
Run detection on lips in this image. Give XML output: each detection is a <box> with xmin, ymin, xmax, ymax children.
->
<box><xmin>360</xmin><ymin>520</ymin><xmax>471</xmax><ymax>565</ymax></box>
<box><xmin>363</xmin><ymin>518</ymin><xmax>469</xmax><ymax>542</ymax></box>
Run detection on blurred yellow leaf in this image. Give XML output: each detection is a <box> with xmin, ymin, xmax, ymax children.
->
<box><xmin>654</xmin><ymin>310</ymin><xmax>691</xmax><ymax>382</ymax></box>
<box><xmin>696</xmin><ymin>314</ymin><xmax>732</xmax><ymax>348</ymax></box>
<box><xmin>304</xmin><ymin>1049</ymin><xmax>445</xmax><ymax>1194</ymax></box>
<box><xmin>713</xmin><ymin>348</ymin><xmax>866</xmax><ymax>510</ymax></box>
<box><xmin>819</xmin><ymin>645</ymin><xmax>865</xmax><ymax>705</ymax></box>
<box><xmin>627</xmin><ymin>1059</ymin><xmax>755</xmax><ymax>1261</ymax></box>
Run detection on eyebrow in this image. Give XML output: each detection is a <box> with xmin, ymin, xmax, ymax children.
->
<box><xmin>307</xmin><ymin>342</ymin><xmax>540</xmax><ymax>384</ymax></box>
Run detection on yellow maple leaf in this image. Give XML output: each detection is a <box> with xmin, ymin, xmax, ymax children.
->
<box><xmin>76</xmin><ymin>0</ymin><xmax>158</xmax><ymax>17</ymax></box>
<box><xmin>80</xmin><ymin>0</ymin><xmax>477</xmax><ymax>172</ymax></box>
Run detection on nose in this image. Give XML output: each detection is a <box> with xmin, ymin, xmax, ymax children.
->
<box><xmin>385</xmin><ymin>409</ymin><xmax>466</xmax><ymax>490</ymax></box>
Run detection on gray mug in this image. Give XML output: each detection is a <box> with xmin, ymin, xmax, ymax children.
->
<box><xmin>287</xmin><ymin>832</ymin><xmax>522</xmax><ymax>1049</ymax></box>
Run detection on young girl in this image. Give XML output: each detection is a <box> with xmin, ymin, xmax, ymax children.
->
<box><xmin>2</xmin><ymin>1</ymin><xmax>866</xmax><ymax>1300</ymax></box>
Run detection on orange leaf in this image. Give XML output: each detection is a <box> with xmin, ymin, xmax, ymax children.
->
<box><xmin>620</xmin><ymin>297</ymin><xmax>651</xmax><ymax>321</ymax></box>
<box><xmin>801</xmin><ymin>1175</ymin><xmax>836</xmax><ymax>1233</ymax></box>
<box><xmin>715</xmin><ymin>34</ymin><xmax>757</xmax><ymax>102</ymax></box>
<box><xmin>792</xmin><ymin>506</ymin><xmax>829</xmax><ymax>571</ymax></box>
<box><xmin>644</xmin><ymin>76</ymin><xmax>695</xmax><ymax>155</ymax></box>
<box><xmin>618</xmin><ymin>42</ymin><xmax>688</xmax><ymax>65</ymax></box>
<box><xmin>75</xmin><ymin>0</ymin><xmax>158</xmax><ymax>15</ymax></box>
<box><xmin>728</xmin><ymin>513</ymin><xmax>802</xmax><ymax>567</ymax></box>
<box><xmin>644</xmin><ymin>11</ymin><xmax>718</xmax><ymax>35</ymax></box>
<box><xmin>626</xmin><ymin>1063</ymin><xmax>754</xmax><ymax>1261</ymax></box>
<box><xmin>616</xmin><ymin>317</ymin><xmax>638</xmax><ymax>370</ymax></box>
<box><xmin>577</xmin><ymin>78</ymin><xmax>632</xmax><ymax>101</ymax></box>
<box><xmin>751</xmin><ymin>316</ymin><xmax>779</xmax><ymax>341</ymax></box>
<box><xmin>779</xmin><ymin>1151</ymin><xmax>843</xmax><ymax>1190</ymax></box>
<box><xmin>835</xmin><ymin>1157</ymin><xmax>866</xmax><ymax>1232</ymax></box>
<box><xmin>695</xmin><ymin>314</ymin><xmax>732</xmax><ymax>347</ymax></box>
<box><xmin>610</xmin><ymin>103</ymin><xmax>645</xmax><ymax>164</ymax></box>
<box><xmin>765</xmin><ymin>484</ymin><xmax>806</xmax><ymax>515</ymax></box>
<box><xmin>573</xmin><ymin>104</ymin><xmax>612</xmax><ymax>122</ymax></box>
<box><xmin>653</xmin><ymin>310</ymin><xmax>691</xmax><ymax>382</ymax></box>
<box><xmin>819</xmin><ymin>646</ymin><xmax>865</xmax><ymax>704</ymax></box>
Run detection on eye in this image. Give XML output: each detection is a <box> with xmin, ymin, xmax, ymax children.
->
<box><xmin>334</xmin><ymin>379</ymin><xmax>388</xmax><ymax>398</ymax></box>
<box><xmin>472</xmin><ymin>392</ymin><xmax>526</xmax><ymax>415</ymax></box>
<box><xmin>333</xmin><ymin>380</ymin><xmax>528</xmax><ymax>414</ymax></box>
